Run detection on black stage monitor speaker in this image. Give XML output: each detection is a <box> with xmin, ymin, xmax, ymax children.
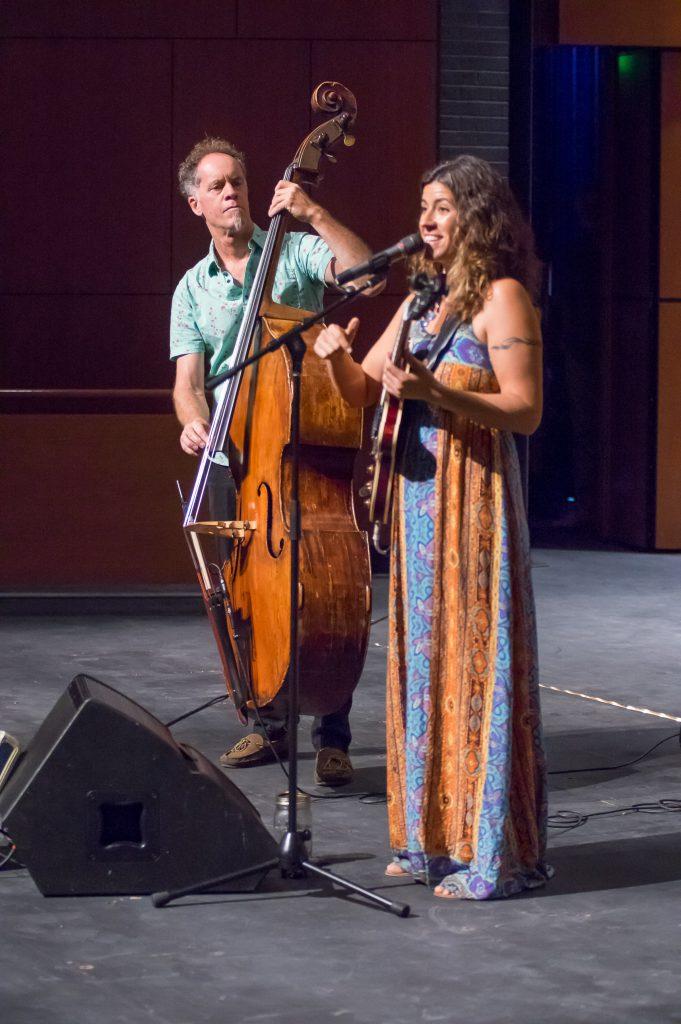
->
<box><xmin>0</xmin><ymin>675</ymin><xmax>277</xmax><ymax>896</ymax></box>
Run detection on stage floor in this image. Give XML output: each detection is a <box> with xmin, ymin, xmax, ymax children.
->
<box><xmin>1</xmin><ymin>549</ymin><xmax>680</xmax><ymax>1024</ymax></box>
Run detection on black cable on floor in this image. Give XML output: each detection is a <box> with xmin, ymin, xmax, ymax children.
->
<box><xmin>548</xmin><ymin>799</ymin><xmax>681</xmax><ymax>833</ymax></box>
<box><xmin>166</xmin><ymin>702</ymin><xmax>680</xmax><ymax>805</ymax></box>
<box><xmin>164</xmin><ymin>694</ymin><xmax>227</xmax><ymax>728</ymax></box>
<box><xmin>548</xmin><ymin>729</ymin><xmax>681</xmax><ymax>776</ymax></box>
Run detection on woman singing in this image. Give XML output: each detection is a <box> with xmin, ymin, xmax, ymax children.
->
<box><xmin>313</xmin><ymin>155</ymin><xmax>551</xmax><ymax>899</ymax></box>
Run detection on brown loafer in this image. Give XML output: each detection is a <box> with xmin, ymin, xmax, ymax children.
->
<box><xmin>314</xmin><ymin>747</ymin><xmax>353</xmax><ymax>787</ymax></box>
<box><xmin>219</xmin><ymin>733</ymin><xmax>287</xmax><ymax>769</ymax></box>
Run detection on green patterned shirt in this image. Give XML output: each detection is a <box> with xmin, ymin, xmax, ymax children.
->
<box><xmin>170</xmin><ymin>225</ymin><xmax>332</xmax><ymax>382</ymax></box>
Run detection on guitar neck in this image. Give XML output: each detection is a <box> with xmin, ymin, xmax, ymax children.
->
<box><xmin>378</xmin><ymin>313</ymin><xmax>412</xmax><ymax>406</ymax></box>
<box><xmin>390</xmin><ymin>314</ymin><xmax>412</xmax><ymax>368</ymax></box>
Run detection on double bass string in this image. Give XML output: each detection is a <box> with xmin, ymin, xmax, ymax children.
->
<box><xmin>182</xmin><ymin>170</ymin><xmax>293</xmax><ymax>527</ymax></box>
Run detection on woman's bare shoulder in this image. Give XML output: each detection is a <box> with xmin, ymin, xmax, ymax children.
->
<box><xmin>475</xmin><ymin>278</ymin><xmax>541</xmax><ymax>345</ymax></box>
<box><xmin>486</xmin><ymin>277</ymin><xmax>533</xmax><ymax>308</ymax></box>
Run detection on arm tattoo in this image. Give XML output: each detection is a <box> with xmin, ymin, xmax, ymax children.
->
<box><xmin>490</xmin><ymin>336</ymin><xmax>540</xmax><ymax>351</ymax></box>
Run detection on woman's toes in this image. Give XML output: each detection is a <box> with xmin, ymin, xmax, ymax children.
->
<box><xmin>433</xmin><ymin>884</ymin><xmax>457</xmax><ymax>898</ymax></box>
<box><xmin>385</xmin><ymin>862</ymin><xmax>410</xmax><ymax>877</ymax></box>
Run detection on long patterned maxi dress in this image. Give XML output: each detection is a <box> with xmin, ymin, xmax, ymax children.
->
<box><xmin>386</xmin><ymin>317</ymin><xmax>551</xmax><ymax>899</ymax></box>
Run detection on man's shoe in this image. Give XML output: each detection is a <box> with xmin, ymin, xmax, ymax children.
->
<box><xmin>314</xmin><ymin>747</ymin><xmax>353</xmax><ymax>787</ymax></box>
<box><xmin>219</xmin><ymin>733</ymin><xmax>287</xmax><ymax>769</ymax></box>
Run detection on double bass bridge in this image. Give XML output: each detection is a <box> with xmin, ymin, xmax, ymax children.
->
<box><xmin>185</xmin><ymin>520</ymin><xmax>256</xmax><ymax>542</ymax></box>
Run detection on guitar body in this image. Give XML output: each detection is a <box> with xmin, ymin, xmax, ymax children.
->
<box><xmin>368</xmin><ymin>397</ymin><xmax>403</xmax><ymax>529</ymax></box>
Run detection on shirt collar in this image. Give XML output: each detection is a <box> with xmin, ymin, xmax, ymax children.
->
<box><xmin>207</xmin><ymin>226</ymin><xmax>267</xmax><ymax>277</ymax></box>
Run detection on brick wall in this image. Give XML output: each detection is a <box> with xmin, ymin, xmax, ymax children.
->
<box><xmin>439</xmin><ymin>0</ymin><xmax>510</xmax><ymax>173</ymax></box>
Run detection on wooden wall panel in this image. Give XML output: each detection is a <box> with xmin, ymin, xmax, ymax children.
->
<box><xmin>602</xmin><ymin>299</ymin><xmax>657</xmax><ymax>549</ymax></box>
<box><xmin>560</xmin><ymin>0</ymin><xmax>681</xmax><ymax>47</ymax></box>
<box><xmin>171</xmin><ymin>40</ymin><xmax>310</xmax><ymax>282</ymax></box>
<box><xmin>0</xmin><ymin>2</ymin><xmax>237</xmax><ymax>38</ymax></box>
<box><xmin>0</xmin><ymin>296</ymin><xmax>171</xmax><ymax>389</ymax></box>
<box><xmin>237</xmin><ymin>1</ymin><xmax>437</xmax><ymax>40</ymax></box>
<box><xmin>1</xmin><ymin>2</ymin><xmax>438</xmax><ymax>587</ymax></box>
<box><xmin>0</xmin><ymin>415</ymin><xmax>196</xmax><ymax>588</ymax></box>
<box><xmin>656</xmin><ymin>304</ymin><xmax>681</xmax><ymax>549</ymax></box>
<box><xmin>0</xmin><ymin>40</ymin><xmax>172</xmax><ymax>295</ymax></box>
<box><xmin>660</xmin><ymin>52</ymin><xmax>681</xmax><ymax>298</ymax></box>
<box><xmin>656</xmin><ymin>52</ymin><xmax>681</xmax><ymax>549</ymax></box>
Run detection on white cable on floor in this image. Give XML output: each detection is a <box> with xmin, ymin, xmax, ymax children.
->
<box><xmin>539</xmin><ymin>683</ymin><xmax>681</xmax><ymax>724</ymax></box>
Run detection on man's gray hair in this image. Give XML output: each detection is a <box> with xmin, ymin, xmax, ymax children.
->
<box><xmin>177</xmin><ymin>137</ymin><xmax>247</xmax><ymax>198</ymax></box>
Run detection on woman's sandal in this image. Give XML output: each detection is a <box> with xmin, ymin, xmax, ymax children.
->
<box><xmin>385</xmin><ymin>857</ymin><xmax>411</xmax><ymax>877</ymax></box>
<box><xmin>433</xmin><ymin>875</ymin><xmax>460</xmax><ymax>899</ymax></box>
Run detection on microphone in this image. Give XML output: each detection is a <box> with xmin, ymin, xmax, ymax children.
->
<box><xmin>335</xmin><ymin>233</ymin><xmax>425</xmax><ymax>286</ymax></box>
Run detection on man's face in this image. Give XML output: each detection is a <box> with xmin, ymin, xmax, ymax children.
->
<box><xmin>188</xmin><ymin>153</ymin><xmax>251</xmax><ymax>235</ymax></box>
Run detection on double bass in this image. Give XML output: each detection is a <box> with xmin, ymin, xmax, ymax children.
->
<box><xmin>182</xmin><ymin>83</ymin><xmax>371</xmax><ymax>723</ymax></box>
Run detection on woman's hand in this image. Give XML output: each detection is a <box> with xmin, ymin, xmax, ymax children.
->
<box><xmin>313</xmin><ymin>317</ymin><xmax>360</xmax><ymax>362</ymax></box>
<box><xmin>382</xmin><ymin>353</ymin><xmax>441</xmax><ymax>402</ymax></box>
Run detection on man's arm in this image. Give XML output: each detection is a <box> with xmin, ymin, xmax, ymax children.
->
<box><xmin>309</xmin><ymin>207</ymin><xmax>372</xmax><ymax>285</ymax></box>
<box><xmin>268</xmin><ymin>180</ymin><xmax>384</xmax><ymax>293</ymax></box>
<box><xmin>173</xmin><ymin>353</ymin><xmax>211</xmax><ymax>455</ymax></box>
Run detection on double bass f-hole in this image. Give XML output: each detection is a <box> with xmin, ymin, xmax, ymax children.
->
<box><xmin>257</xmin><ymin>481</ymin><xmax>284</xmax><ymax>559</ymax></box>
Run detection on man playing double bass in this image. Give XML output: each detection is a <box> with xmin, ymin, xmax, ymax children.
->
<box><xmin>170</xmin><ymin>136</ymin><xmax>374</xmax><ymax>786</ymax></box>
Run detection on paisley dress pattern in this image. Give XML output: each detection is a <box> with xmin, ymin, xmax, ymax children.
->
<box><xmin>386</xmin><ymin>316</ymin><xmax>551</xmax><ymax>898</ymax></box>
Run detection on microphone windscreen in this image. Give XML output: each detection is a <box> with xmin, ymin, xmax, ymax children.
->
<box><xmin>401</xmin><ymin>233</ymin><xmax>426</xmax><ymax>256</ymax></box>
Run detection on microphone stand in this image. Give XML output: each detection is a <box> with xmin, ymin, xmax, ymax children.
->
<box><xmin>152</xmin><ymin>272</ymin><xmax>410</xmax><ymax>918</ymax></box>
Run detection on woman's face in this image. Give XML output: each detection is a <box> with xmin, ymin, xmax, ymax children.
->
<box><xmin>419</xmin><ymin>181</ymin><xmax>458</xmax><ymax>264</ymax></box>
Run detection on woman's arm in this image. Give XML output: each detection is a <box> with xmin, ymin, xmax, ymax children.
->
<box><xmin>382</xmin><ymin>279</ymin><xmax>543</xmax><ymax>435</ymax></box>
<box><xmin>313</xmin><ymin>300</ymin><xmax>408</xmax><ymax>408</ymax></box>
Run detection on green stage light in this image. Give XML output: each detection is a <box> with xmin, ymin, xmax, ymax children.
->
<box><xmin>617</xmin><ymin>53</ymin><xmax>638</xmax><ymax>77</ymax></box>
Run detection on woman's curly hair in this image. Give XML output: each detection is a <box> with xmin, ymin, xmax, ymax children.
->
<box><xmin>412</xmin><ymin>155</ymin><xmax>541</xmax><ymax>321</ymax></box>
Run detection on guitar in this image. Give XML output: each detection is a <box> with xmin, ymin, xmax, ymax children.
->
<box><xmin>365</xmin><ymin>271</ymin><xmax>448</xmax><ymax>555</ymax></box>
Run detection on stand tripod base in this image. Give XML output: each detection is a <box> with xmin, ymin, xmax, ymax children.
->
<box><xmin>152</xmin><ymin>831</ymin><xmax>411</xmax><ymax>918</ymax></box>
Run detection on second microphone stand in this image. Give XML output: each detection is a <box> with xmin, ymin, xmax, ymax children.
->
<box><xmin>153</xmin><ymin>274</ymin><xmax>410</xmax><ymax>918</ymax></box>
